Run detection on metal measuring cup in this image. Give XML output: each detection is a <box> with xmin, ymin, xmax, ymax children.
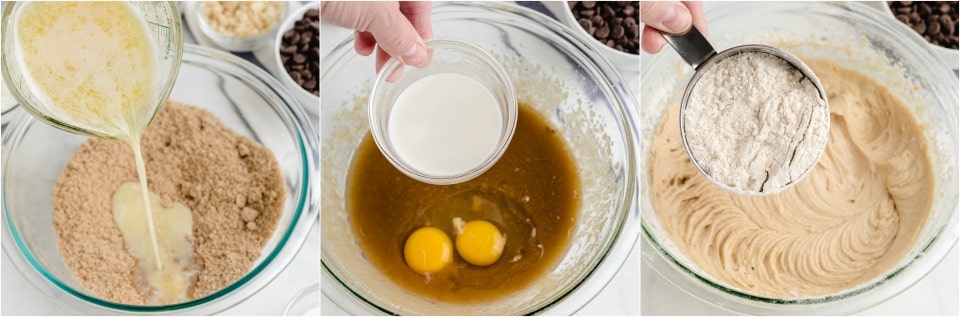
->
<box><xmin>662</xmin><ymin>26</ymin><xmax>830</xmax><ymax>195</ymax></box>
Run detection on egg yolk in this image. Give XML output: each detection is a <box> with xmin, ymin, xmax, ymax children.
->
<box><xmin>455</xmin><ymin>220</ymin><xmax>506</xmax><ymax>266</ymax></box>
<box><xmin>403</xmin><ymin>226</ymin><xmax>453</xmax><ymax>275</ymax></box>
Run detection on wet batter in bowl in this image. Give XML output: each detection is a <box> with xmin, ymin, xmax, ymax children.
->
<box><xmin>347</xmin><ymin>104</ymin><xmax>578</xmax><ymax>303</ymax></box>
<box><xmin>651</xmin><ymin>59</ymin><xmax>933</xmax><ymax>298</ymax></box>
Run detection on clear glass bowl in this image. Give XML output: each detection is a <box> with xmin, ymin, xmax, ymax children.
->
<box><xmin>321</xmin><ymin>2</ymin><xmax>639</xmax><ymax>315</ymax></box>
<box><xmin>272</xmin><ymin>2</ymin><xmax>320</xmax><ymax>111</ymax></box>
<box><xmin>369</xmin><ymin>38</ymin><xmax>518</xmax><ymax>185</ymax></box>
<box><xmin>195</xmin><ymin>1</ymin><xmax>287</xmax><ymax>52</ymax></box>
<box><xmin>640</xmin><ymin>2</ymin><xmax>959</xmax><ymax>315</ymax></box>
<box><xmin>1</xmin><ymin>44</ymin><xmax>318</xmax><ymax>314</ymax></box>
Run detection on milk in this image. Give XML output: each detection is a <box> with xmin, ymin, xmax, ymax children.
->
<box><xmin>388</xmin><ymin>73</ymin><xmax>502</xmax><ymax>176</ymax></box>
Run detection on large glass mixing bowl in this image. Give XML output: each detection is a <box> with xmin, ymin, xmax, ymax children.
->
<box><xmin>640</xmin><ymin>2</ymin><xmax>959</xmax><ymax>315</ymax></box>
<box><xmin>2</xmin><ymin>45</ymin><xmax>318</xmax><ymax>314</ymax></box>
<box><xmin>321</xmin><ymin>2</ymin><xmax>639</xmax><ymax>315</ymax></box>
<box><xmin>1</xmin><ymin>1</ymin><xmax>183</xmax><ymax>139</ymax></box>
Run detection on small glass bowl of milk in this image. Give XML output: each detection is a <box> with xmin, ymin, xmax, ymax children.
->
<box><xmin>369</xmin><ymin>39</ymin><xmax>518</xmax><ymax>185</ymax></box>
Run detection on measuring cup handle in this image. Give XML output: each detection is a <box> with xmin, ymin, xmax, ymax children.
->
<box><xmin>661</xmin><ymin>26</ymin><xmax>717</xmax><ymax>71</ymax></box>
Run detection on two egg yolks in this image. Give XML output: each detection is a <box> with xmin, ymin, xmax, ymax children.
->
<box><xmin>403</xmin><ymin>220</ymin><xmax>505</xmax><ymax>275</ymax></box>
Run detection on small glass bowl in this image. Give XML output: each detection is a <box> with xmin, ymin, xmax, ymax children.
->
<box><xmin>875</xmin><ymin>2</ymin><xmax>959</xmax><ymax>70</ymax></box>
<box><xmin>543</xmin><ymin>1</ymin><xmax>638</xmax><ymax>72</ymax></box>
<box><xmin>195</xmin><ymin>1</ymin><xmax>286</xmax><ymax>52</ymax></box>
<box><xmin>368</xmin><ymin>39</ymin><xmax>518</xmax><ymax>185</ymax></box>
<box><xmin>272</xmin><ymin>2</ymin><xmax>319</xmax><ymax>112</ymax></box>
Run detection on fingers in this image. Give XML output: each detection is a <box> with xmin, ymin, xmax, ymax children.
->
<box><xmin>364</xmin><ymin>6</ymin><xmax>429</xmax><ymax>69</ymax></box>
<box><xmin>683</xmin><ymin>1</ymin><xmax>708</xmax><ymax>36</ymax></box>
<box><xmin>321</xmin><ymin>2</ymin><xmax>396</xmax><ymax>30</ymax></box>
<box><xmin>640</xmin><ymin>1</ymin><xmax>707</xmax><ymax>54</ymax></box>
<box><xmin>399</xmin><ymin>1</ymin><xmax>433</xmax><ymax>39</ymax></box>
<box><xmin>640</xmin><ymin>1</ymin><xmax>693</xmax><ymax>34</ymax></box>
<box><xmin>641</xmin><ymin>25</ymin><xmax>666</xmax><ymax>54</ymax></box>
<box><xmin>322</xmin><ymin>1</ymin><xmax>429</xmax><ymax>71</ymax></box>
<box><xmin>376</xmin><ymin>46</ymin><xmax>391</xmax><ymax>73</ymax></box>
<box><xmin>355</xmin><ymin>31</ymin><xmax>376</xmax><ymax>56</ymax></box>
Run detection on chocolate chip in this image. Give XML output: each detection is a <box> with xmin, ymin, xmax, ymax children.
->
<box><xmin>914</xmin><ymin>21</ymin><xmax>927</xmax><ymax>34</ymax></box>
<box><xmin>602</xmin><ymin>4</ymin><xmax>616</xmax><ymax>18</ymax></box>
<box><xmin>591</xmin><ymin>15</ymin><xmax>604</xmax><ymax>27</ymax></box>
<box><xmin>612</xmin><ymin>25</ymin><xmax>625</xmax><ymax>39</ymax></box>
<box><xmin>890</xmin><ymin>1</ymin><xmax>958</xmax><ymax>49</ymax></box>
<box><xmin>279</xmin><ymin>8</ymin><xmax>319</xmax><ymax>95</ymax></box>
<box><xmin>930</xmin><ymin>18</ymin><xmax>942</xmax><ymax>33</ymax></box>
<box><xmin>579</xmin><ymin>18</ymin><xmax>592</xmax><ymax>30</ymax></box>
<box><xmin>596</xmin><ymin>26</ymin><xmax>610</xmax><ymax>39</ymax></box>
<box><xmin>568</xmin><ymin>1</ymin><xmax>639</xmax><ymax>54</ymax></box>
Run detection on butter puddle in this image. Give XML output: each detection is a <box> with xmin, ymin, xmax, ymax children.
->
<box><xmin>112</xmin><ymin>182</ymin><xmax>196</xmax><ymax>304</ymax></box>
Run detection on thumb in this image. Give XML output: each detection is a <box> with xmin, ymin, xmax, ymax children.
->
<box><xmin>367</xmin><ymin>10</ymin><xmax>428</xmax><ymax>67</ymax></box>
<box><xmin>321</xmin><ymin>2</ymin><xmax>428</xmax><ymax>67</ymax></box>
<box><xmin>640</xmin><ymin>1</ymin><xmax>692</xmax><ymax>34</ymax></box>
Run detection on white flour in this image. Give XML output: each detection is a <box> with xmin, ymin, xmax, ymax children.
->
<box><xmin>683</xmin><ymin>51</ymin><xmax>829</xmax><ymax>194</ymax></box>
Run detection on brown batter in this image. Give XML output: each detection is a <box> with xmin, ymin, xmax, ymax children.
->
<box><xmin>651</xmin><ymin>60</ymin><xmax>933</xmax><ymax>298</ymax></box>
<box><xmin>347</xmin><ymin>104</ymin><xmax>579</xmax><ymax>303</ymax></box>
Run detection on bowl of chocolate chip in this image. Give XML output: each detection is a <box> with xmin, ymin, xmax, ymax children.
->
<box><xmin>274</xmin><ymin>2</ymin><xmax>319</xmax><ymax>111</ymax></box>
<box><xmin>545</xmin><ymin>1</ymin><xmax>639</xmax><ymax>73</ymax></box>
<box><xmin>882</xmin><ymin>1</ymin><xmax>959</xmax><ymax>69</ymax></box>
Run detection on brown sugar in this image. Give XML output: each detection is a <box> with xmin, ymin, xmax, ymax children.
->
<box><xmin>52</xmin><ymin>101</ymin><xmax>285</xmax><ymax>304</ymax></box>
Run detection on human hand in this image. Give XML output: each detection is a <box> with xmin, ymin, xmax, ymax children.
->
<box><xmin>640</xmin><ymin>1</ymin><xmax>707</xmax><ymax>54</ymax></box>
<box><xmin>321</xmin><ymin>1</ymin><xmax>432</xmax><ymax>72</ymax></box>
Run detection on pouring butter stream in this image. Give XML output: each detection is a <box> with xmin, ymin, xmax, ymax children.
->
<box><xmin>11</xmin><ymin>2</ymin><xmax>192</xmax><ymax>303</ymax></box>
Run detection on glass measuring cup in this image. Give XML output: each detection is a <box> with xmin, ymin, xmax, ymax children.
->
<box><xmin>1</xmin><ymin>1</ymin><xmax>183</xmax><ymax>139</ymax></box>
<box><xmin>662</xmin><ymin>26</ymin><xmax>830</xmax><ymax>195</ymax></box>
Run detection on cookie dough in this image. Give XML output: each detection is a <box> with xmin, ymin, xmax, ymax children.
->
<box><xmin>651</xmin><ymin>59</ymin><xmax>933</xmax><ymax>298</ymax></box>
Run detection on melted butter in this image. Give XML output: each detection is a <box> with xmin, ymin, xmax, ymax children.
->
<box><xmin>15</xmin><ymin>2</ymin><xmax>182</xmax><ymax>303</ymax></box>
<box><xmin>15</xmin><ymin>2</ymin><xmax>157</xmax><ymax>136</ymax></box>
<box><xmin>112</xmin><ymin>182</ymin><xmax>196</xmax><ymax>304</ymax></box>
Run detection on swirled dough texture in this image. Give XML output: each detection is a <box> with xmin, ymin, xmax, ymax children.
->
<box><xmin>651</xmin><ymin>60</ymin><xmax>933</xmax><ymax>298</ymax></box>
